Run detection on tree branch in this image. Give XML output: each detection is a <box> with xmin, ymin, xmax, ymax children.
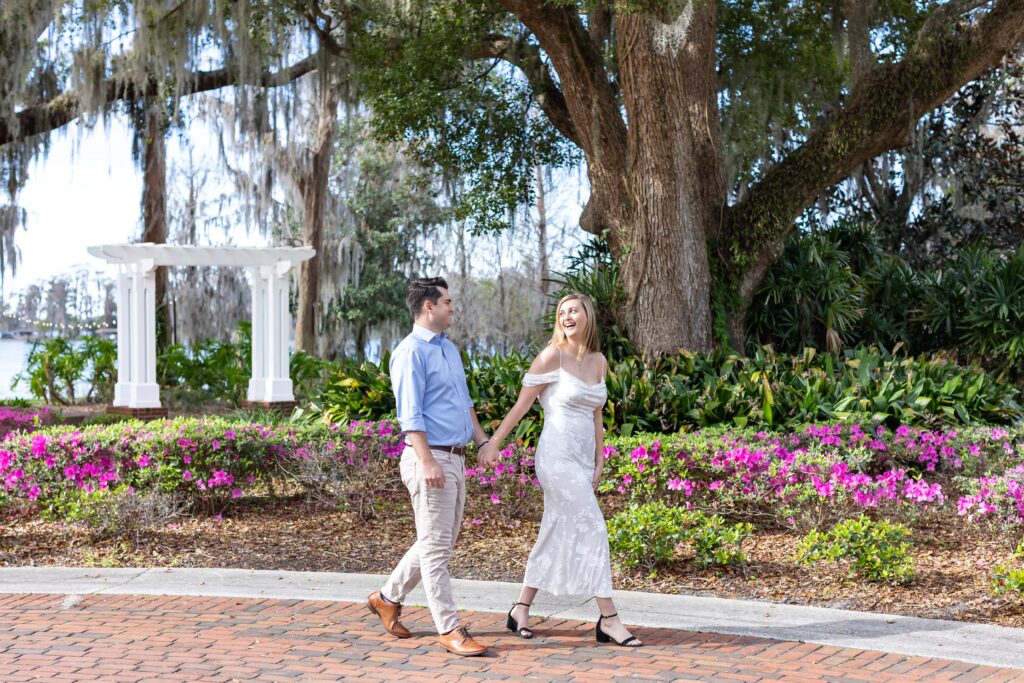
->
<box><xmin>471</xmin><ymin>32</ymin><xmax>581</xmax><ymax>146</ymax></box>
<box><xmin>498</xmin><ymin>0</ymin><xmax>628</xmax><ymax>241</ymax></box>
<box><xmin>498</xmin><ymin>0</ymin><xmax>626</xmax><ymax>164</ymax></box>
<box><xmin>0</xmin><ymin>53</ymin><xmax>321</xmax><ymax>147</ymax></box>
<box><xmin>725</xmin><ymin>0</ymin><xmax>1024</xmax><ymax>305</ymax></box>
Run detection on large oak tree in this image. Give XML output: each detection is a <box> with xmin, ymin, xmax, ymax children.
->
<box><xmin>321</xmin><ymin>0</ymin><xmax>1024</xmax><ymax>355</ymax></box>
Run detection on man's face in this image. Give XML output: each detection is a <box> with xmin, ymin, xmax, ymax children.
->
<box><xmin>425</xmin><ymin>287</ymin><xmax>454</xmax><ymax>331</ymax></box>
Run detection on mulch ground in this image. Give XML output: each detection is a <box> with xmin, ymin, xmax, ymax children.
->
<box><xmin>3</xmin><ymin>490</ymin><xmax>1023</xmax><ymax>629</ymax></box>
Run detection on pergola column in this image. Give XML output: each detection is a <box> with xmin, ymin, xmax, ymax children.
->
<box><xmin>112</xmin><ymin>259</ymin><xmax>160</xmax><ymax>409</ymax></box>
<box><xmin>247</xmin><ymin>260</ymin><xmax>296</xmax><ymax>403</ymax></box>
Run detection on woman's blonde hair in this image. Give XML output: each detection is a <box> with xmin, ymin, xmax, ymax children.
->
<box><xmin>549</xmin><ymin>293</ymin><xmax>600</xmax><ymax>361</ymax></box>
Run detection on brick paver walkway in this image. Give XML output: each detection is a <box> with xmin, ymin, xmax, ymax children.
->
<box><xmin>1</xmin><ymin>593</ymin><xmax>1021</xmax><ymax>682</ymax></box>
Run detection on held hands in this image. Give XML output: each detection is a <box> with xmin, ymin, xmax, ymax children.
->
<box><xmin>478</xmin><ymin>440</ymin><xmax>500</xmax><ymax>468</ymax></box>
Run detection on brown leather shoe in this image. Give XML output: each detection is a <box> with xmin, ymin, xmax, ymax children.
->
<box><xmin>366</xmin><ymin>591</ymin><xmax>412</xmax><ymax>639</ymax></box>
<box><xmin>438</xmin><ymin>624</ymin><xmax>487</xmax><ymax>656</ymax></box>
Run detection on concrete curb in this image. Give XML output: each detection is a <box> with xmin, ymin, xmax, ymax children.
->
<box><xmin>2</xmin><ymin>566</ymin><xmax>1022</xmax><ymax>670</ymax></box>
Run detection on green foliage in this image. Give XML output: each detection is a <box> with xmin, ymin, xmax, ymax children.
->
<box><xmin>14</xmin><ymin>335</ymin><xmax>116</xmax><ymax>404</ymax></box>
<box><xmin>607</xmin><ymin>500</ymin><xmax>690</xmax><ymax>574</ymax></box>
<box><xmin>350</xmin><ymin>0</ymin><xmax>574</xmax><ymax>235</ymax></box>
<box><xmin>465</xmin><ymin>350</ymin><xmax>543</xmax><ymax>442</ymax></box>
<box><xmin>925</xmin><ymin>245</ymin><xmax>1024</xmax><ymax>379</ymax></box>
<box><xmin>687</xmin><ymin>513</ymin><xmax>753</xmax><ymax>569</ymax></box>
<box><xmin>158</xmin><ymin>337</ymin><xmax>250</xmax><ymax>406</ymax></box>
<box><xmin>607</xmin><ymin>501</ymin><xmax>752</xmax><ymax>573</ymax></box>
<box><xmin>993</xmin><ymin>542</ymin><xmax>1024</xmax><ymax>598</ymax></box>
<box><xmin>752</xmin><ymin>225</ymin><xmax>1024</xmax><ymax>381</ymax></box>
<box><xmin>0</xmin><ymin>398</ymin><xmax>35</xmax><ymax>408</ymax></box>
<box><xmin>311</xmin><ymin>343</ymin><xmax>1021</xmax><ymax>438</ymax></box>
<box><xmin>311</xmin><ymin>353</ymin><xmax>395</xmax><ymax>424</ymax></box>
<box><xmin>798</xmin><ymin>515</ymin><xmax>915</xmax><ymax>584</ymax></box>
<box><xmin>158</xmin><ymin>322</ymin><xmax>331</xmax><ymax>406</ymax></box>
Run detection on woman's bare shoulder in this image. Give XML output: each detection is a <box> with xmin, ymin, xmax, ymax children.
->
<box><xmin>528</xmin><ymin>345</ymin><xmax>561</xmax><ymax>374</ymax></box>
<box><xmin>589</xmin><ymin>351</ymin><xmax>608</xmax><ymax>373</ymax></box>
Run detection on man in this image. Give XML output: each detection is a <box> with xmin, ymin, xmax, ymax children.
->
<box><xmin>367</xmin><ymin>277</ymin><xmax>492</xmax><ymax>656</ymax></box>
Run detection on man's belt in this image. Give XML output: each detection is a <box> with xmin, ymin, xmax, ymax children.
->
<box><xmin>429</xmin><ymin>444</ymin><xmax>468</xmax><ymax>456</ymax></box>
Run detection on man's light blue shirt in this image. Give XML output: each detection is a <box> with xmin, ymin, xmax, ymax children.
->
<box><xmin>390</xmin><ymin>324</ymin><xmax>475</xmax><ymax>446</ymax></box>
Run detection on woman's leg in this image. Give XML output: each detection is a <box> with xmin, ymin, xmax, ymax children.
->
<box><xmin>511</xmin><ymin>585</ymin><xmax>538</xmax><ymax>629</ymax></box>
<box><xmin>595</xmin><ymin>597</ymin><xmax>642</xmax><ymax>645</ymax></box>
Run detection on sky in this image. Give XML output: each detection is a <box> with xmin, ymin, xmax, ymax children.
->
<box><xmin>5</xmin><ymin>107</ymin><xmax>589</xmax><ymax>322</ymax></box>
<box><xmin>6</xmin><ymin>118</ymin><xmax>140</xmax><ymax>304</ymax></box>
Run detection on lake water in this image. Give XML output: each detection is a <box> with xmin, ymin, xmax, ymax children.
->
<box><xmin>0</xmin><ymin>340</ymin><xmax>35</xmax><ymax>399</ymax></box>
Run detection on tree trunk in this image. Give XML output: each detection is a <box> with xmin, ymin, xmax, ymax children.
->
<box><xmin>535</xmin><ymin>161</ymin><xmax>548</xmax><ymax>296</ymax></box>
<box><xmin>613</xmin><ymin>5</ymin><xmax>725</xmax><ymax>355</ymax></box>
<box><xmin>141</xmin><ymin>102</ymin><xmax>169</xmax><ymax>347</ymax></box>
<box><xmin>295</xmin><ymin>85</ymin><xmax>338</xmax><ymax>355</ymax></box>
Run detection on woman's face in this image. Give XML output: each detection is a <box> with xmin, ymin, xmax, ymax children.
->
<box><xmin>558</xmin><ymin>299</ymin><xmax>588</xmax><ymax>341</ymax></box>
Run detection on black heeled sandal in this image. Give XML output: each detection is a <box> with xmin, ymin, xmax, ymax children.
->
<box><xmin>596</xmin><ymin>613</ymin><xmax>642</xmax><ymax>647</ymax></box>
<box><xmin>506</xmin><ymin>602</ymin><xmax>534</xmax><ymax>639</ymax></box>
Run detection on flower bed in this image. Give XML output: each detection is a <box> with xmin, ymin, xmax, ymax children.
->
<box><xmin>601</xmin><ymin>424</ymin><xmax>1022</xmax><ymax>530</ymax></box>
<box><xmin>0</xmin><ymin>417</ymin><xmax>403</xmax><ymax>515</ymax></box>
<box><xmin>0</xmin><ymin>406</ymin><xmax>52</xmax><ymax>439</ymax></box>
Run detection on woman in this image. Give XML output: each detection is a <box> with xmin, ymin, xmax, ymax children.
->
<box><xmin>479</xmin><ymin>293</ymin><xmax>642</xmax><ymax>647</ymax></box>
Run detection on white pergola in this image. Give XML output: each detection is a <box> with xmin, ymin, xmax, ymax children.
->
<box><xmin>88</xmin><ymin>244</ymin><xmax>315</xmax><ymax>410</ymax></box>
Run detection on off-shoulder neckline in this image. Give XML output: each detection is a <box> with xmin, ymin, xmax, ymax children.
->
<box><xmin>558</xmin><ymin>366</ymin><xmax>605</xmax><ymax>389</ymax></box>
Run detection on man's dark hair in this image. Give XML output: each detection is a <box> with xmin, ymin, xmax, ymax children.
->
<box><xmin>406</xmin><ymin>277</ymin><xmax>449</xmax><ymax>318</ymax></box>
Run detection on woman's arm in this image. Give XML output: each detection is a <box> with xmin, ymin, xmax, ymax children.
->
<box><xmin>479</xmin><ymin>346</ymin><xmax>558</xmax><ymax>467</ymax></box>
<box><xmin>488</xmin><ymin>384</ymin><xmax>546</xmax><ymax>448</ymax></box>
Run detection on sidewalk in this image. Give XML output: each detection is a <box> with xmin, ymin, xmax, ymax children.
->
<box><xmin>1</xmin><ymin>567</ymin><xmax>1023</xmax><ymax>681</ymax></box>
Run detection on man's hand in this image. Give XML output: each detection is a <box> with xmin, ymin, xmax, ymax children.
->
<box><xmin>421</xmin><ymin>457</ymin><xmax>446</xmax><ymax>488</ymax></box>
<box><xmin>479</xmin><ymin>441</ymin><xmax>499</xmax><ymax>468</ymax></box>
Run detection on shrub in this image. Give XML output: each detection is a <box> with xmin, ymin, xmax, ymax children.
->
<box><xmin>607</xmin><ymin>501</ymin><xmax>752</xmax><ymax>573</ymax></box>
<box><xmin>0</xmin><ymin>417</ymin><xmax>404</xmax><ymax>517</ymax></box>
<box><xmin>64</xmin><ymin>485</ymin><xmax>188</xmax><ymax>544</ymax></box>
<box><xmin>277</xmin><ymin>424</ymin><xmax>403</xmax><ymax>520</ymax></box>
<box><xmin>311</xmin><ymin>354</ymin><xmax>395</xmax><ymax>423</ymax></box>
<box><xmin>607</xmin><ymin>501</ymin><xmax>690</xmax><ymax>575</ymax></box>
<box><xmin>463</xmin><ymin>441</ymin><xmax>541</xmax><ymax>524</ymax></box>
<box><xmin>687</xmin><ymin>513</ymin><xmax>752</xmax><ymax>569</ymax></box>
<box><xmin>797</xmin><ymin>515</ymin><xmax>914</xmax><ymax>584</ymax></box>
<box><xmin>0</xmin><ymin>406</ymin><xmax>53</xmax><ymax>437</ymax></box>
<box><xmin>993</xmin><ymin>542</ymin><xmax>1024</xmax><ymax>598</ymax></box>
<box><xmin>599</xmin><ymin>425</ymin><xmax>975</xmax><ymax>529</ymax></box>
<box><xmin>312</xmin><ymin>343</ymin><xmax>1022</xmax><ymax>441</ymax></box>
<box><xmin>14</xmin><ymin>336</ymin><xmax>116</xmax><ymax>404</ymax></box>
<box><xmin>956</xmin><ymin>462</ymin><xmax>1024</xmax><ymax>530</ymax></box>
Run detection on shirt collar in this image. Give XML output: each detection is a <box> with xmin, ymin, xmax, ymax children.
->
<box><xmin>412</xmin><ymin>324</ymin><xmax>445</xmax><ymax>343</ymax></box>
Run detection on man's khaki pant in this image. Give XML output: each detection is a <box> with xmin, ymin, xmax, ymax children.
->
<box><xmin>381</xmin><ymin>446</ymin><xmax>466</xmax><ymax>634</ymax></box>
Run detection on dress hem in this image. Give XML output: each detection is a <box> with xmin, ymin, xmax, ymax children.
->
<box><xmin>524</xmin><ymin>582</ymin><xmax>614</xmax><ymax>599</ymax></box>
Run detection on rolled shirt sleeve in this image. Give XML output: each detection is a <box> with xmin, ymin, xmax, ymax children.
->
<box><xmin>390</xmin><ymin>346</ymin><xmax>427</xmax><ymax>433</ymax></box>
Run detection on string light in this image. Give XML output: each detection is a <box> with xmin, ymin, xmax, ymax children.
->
<box><xmin>6</xmin><ymin>314</ymin><xmax>116</xmax><ymax>333</ymax></box>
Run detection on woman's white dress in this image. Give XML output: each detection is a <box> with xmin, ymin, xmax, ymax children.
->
<box><xmin>521</xmin><ymin>361</ymin><xmax>613</xmax><ymax>597</ymax></box>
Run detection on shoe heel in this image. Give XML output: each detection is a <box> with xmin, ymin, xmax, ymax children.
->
<box><xmin>506</xmin><ymin>615</ymin><xmax>517</xmax><ymax>633</ymax></box>
<box><xmin>595</xmin><ymin>623</ymin><xmax>610</xmax><ymax>643</ymax></box>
